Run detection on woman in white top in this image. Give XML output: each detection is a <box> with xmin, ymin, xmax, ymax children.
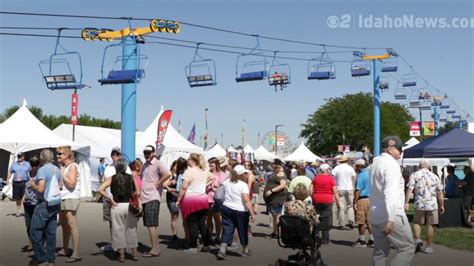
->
<box><xmin>217</xmin><ymin>165</ymin><xmax>256</xmax><ymax>260</ymax></box>
<box><xmin>56</xmin><ymin>145</ymin><xmax>82</xmax><ymax>262</ymax></box>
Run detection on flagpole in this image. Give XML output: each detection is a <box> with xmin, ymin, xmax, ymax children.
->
<box><xmin>204</xmin><ymin>108</ymin><xmax>208</xmax><ymax>150</ymax></box>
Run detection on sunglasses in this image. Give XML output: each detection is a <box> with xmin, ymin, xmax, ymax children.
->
<box><xmin>389</xmin><ymin>145</ymin><xmax>402</xmax><ymax>152</ymax></box>
<box><xmin>56</xmin><ymin>153</ymin><xmax>63</xmax><ymax>157</ymax></box>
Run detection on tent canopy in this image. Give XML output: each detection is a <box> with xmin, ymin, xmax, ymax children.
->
<box><xmin>404</xmin><ymin>128</ymin><xmax>474</xmax><ymax>158</ymax></box>
<box><xmin>243</xmin><ymin>144</ymin><xmax>254</xmax><ymax>153</ymax></box>
<box><xmin>284</xmin><ymin>142</ymin><xmax>324</xmax><ymax>162</ymax></box>
<box><xmin>0</xmin><ymin>100</ymin><xmax>89</xmax><ymax>156</ymax></box>
<box><xmin>254</xmin><ymin>145</ymin><xmax>278</xmax><ymax>162</ymax></box>
<box><xmin>403</xmin><ymin>137</ymin><xmax>420</xmax><ymax>151</ymax></box>
<box><xmin>204</xmin><ymin>143</ymin><xmax>227</xmax><ymax>160</ymax></box>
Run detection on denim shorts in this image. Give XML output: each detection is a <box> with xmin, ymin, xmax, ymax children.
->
<box><xmin>268</xmin><ymin>203</ymin><xmax>284</xmax><ymax>215</ymax></box>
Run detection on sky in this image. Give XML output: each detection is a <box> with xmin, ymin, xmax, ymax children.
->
<box><xmin>1</xmin><ymin>0</ymin><xmax>473</xmax><ymax>151</ymax></box>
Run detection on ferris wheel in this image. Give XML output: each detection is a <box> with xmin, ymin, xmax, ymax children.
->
<box><xmin>261</xmin><ymin>130</ymin><xmax>289</xmax><ymax>156</ymax></box>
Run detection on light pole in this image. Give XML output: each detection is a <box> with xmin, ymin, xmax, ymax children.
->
<box><xmin>275</xmin><ymin>124</ymin><xmax>284</xmax><ymax>156</ymax></box>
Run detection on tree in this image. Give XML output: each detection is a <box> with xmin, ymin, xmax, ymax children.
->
<box><xmin>300</xmin><ymin>92</ymin><xmax>414</xmax><ymax>156</ymax></box>
<box><xmin>0</xmin><ymin>105</ymin><xmax>120</xmax><ymax>129</ymax></box>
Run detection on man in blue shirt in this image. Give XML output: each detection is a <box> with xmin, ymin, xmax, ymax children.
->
<box><xmin>445</xmin><ymin>166</ymin><xmax>460</xmax><ymax>198</ymax></box>
<box><xmin>7</xmin><ymin>152</ymin><xmax>31</xmax><ymax>217</ymax></box>
<box><xmin>352</xmin><ymin>159</ymin><xmax>374</xmax><ymax>248</ymax></box>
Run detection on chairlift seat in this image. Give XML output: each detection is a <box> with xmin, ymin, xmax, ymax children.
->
<box><xmin>409</xmin><ymin>101</ymin><xmax>420</xmax><ymax>107</ymax></box>
<box><xmin>351</xmin><ymin>67</ymin><xmax>370</xmax><ymax>77</ymax></box>
<box><xmin>308</xmin><ymin>71</ymin><xmax>335</xmax><ymax>80</ymax></box>
<box><xmin>380</xmin><ymin>82</ymin><xmax>389</xmax><ymax>90</ymax></box>
<box><xmin>447</xmin><ymin>110</ymin><xmax>456</xmax><ymax>114</ymax></box>
<box><xmin>188</xmin><ymin>74</ymin><xmax>215</xmax><ymax>87</ymax></box>
<box><xmin>99</xmin><ymin>69</ymin><xmax>145</xmax><ymax>85</ymax></box>
<box><xmin>44</xmin><ymin>74</ymin><xmax>85</xmax><ymax>90</ymax></box>
<box><xmin>440</xmin><ymin>105</ymin><xmax>450</xmax><ymax>109</ymax></box>
<box><xmin>268</xmin><ymin>73</ymin><xmax>290</xmax><ymax>86</ymax></box>
<box><xmin>395</xmin><ymin>94</ymin><xmax>407</xmax><ymax>100</ymax></box>
<box><xmin>381</xmin><ymin>66</ymin><xmax>398</xmax><ymax>72</ymax></box>
<box><xmin>452</xmin><ymin>115</ymin><xmax>461</xmax><ymax>119</ymax></box>
<box><xmin>236</xmin><ymin>71</ymin><xmax>268</xmax><ymax>82</ymax></box>
<box><xmin>402</xmin><ymin>81</ymin><xmax>416</xmax><ymax>87</ymax></box>
<box><xmin>421</xmin><ymin>105</ymin><xmax>431</xmax><ymax>110</ymax></box>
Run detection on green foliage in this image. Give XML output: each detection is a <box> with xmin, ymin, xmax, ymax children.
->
<box><xmin>300</xmin><ymin>92</ymin><xmax>414</xmax><ymax>156</ymax></box>
<box><xmin>0</xmin><ymin>105</ymin><xmax>120</xmax><ymax>129</ymax></box>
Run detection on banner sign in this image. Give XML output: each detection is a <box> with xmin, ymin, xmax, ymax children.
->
<box><xmin>71</xmin><ymin>93</ymin><xmax>78</xmax><ymax>125</ymax></box>
<box><xmin>156</xmin><ymin>110</ymin><xmax>173</xmax><ymax>155</ymax></box>
<box><xmin>409</xmin><ymin>121</ymin><xmax>421</xmax><ymax>137</ymax></box>
<box><xmin>423</xmin><ymin>122</ymin><xmax>435</xmax><ymax>136</ymax></box>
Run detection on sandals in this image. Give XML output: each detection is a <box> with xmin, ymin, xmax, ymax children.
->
<box><xmin>65</xmin><ymin>257</ymin><xmax>82</xmax><ymax>263</ymax></box>
<box><xmin>118</xmin><ymin>257</ymin><xmax>125</xmax><ymax>263</ymax></box>
<box><xmin>142</xmin><ymin>252</ymin><xmax>161</xmax><ymax>258</ymax></box>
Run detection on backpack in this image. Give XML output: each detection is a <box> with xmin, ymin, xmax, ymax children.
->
<box><xmin>45</xmin><ymin>167</ymin><xmax>61</xmax><ymax>206</ymax></box>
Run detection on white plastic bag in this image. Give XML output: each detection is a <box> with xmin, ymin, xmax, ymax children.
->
<box><xmin>45</xmin><ymin>169</ymin><xmax>61</xmax><ymax>206</ymax></box>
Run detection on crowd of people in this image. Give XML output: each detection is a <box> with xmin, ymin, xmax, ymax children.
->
<box><xmin>4</xmin><ymin>135</ymin><xmax>474</xmax><ymax>265</ymax></box>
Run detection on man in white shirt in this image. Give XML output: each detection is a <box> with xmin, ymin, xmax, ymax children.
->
<box><xmin>370</xmin><ymin>136</ymin><xmax>415</xmax><ymax>266</ymax></box>
<box><xmin>332</xmin><ymin>155</ymin><xmax>356</xmax><ymax>229</ymax></box>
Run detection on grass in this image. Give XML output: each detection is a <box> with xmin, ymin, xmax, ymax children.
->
<box><xmin>406</xmin><ymin>203</ymin><xmax>474</xmax><ymax>253</ymax></box>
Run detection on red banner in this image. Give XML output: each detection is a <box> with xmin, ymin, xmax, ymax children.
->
<box><xmin>71</xmin><ymin>93</ymin><xmax>78</xmax><ymax>125</ymax></box>
<box><xmin>156</xmin><ymin>110</ymin><xmax>172</xmax><ymax>147</ymax></box>
<box><xmin>409</xmin><ymin>121</ymin><xmax>421</xmax><ymax>137</ymax></box>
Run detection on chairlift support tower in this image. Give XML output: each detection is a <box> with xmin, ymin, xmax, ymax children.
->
<box><xmin>81</xmin><ymin>19</ymin><xmax>180</xmax><ymax>161</ymax></box>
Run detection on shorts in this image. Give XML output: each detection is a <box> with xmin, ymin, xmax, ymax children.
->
<box><xmin>268</xmin><ymin>203</ymin><xmax>284</xmax><ymax>215</ymax></box>
<box><xmin>166</xmin><ymin>200</ymin><xmax>179</xmax><ymax>215</ymax></box>
<box><xmin>142</xmin><ymin>200</ymin><xmax>160</xmax><ymax>227</ymax></box>
<box><xmin>61</xmin><ymin>198</ymin><xmax>80</xmax><ymax>211</ymax></box>
<box><xmin>462</xmin><ymin>195</ymin><xmax>473</xmax><ymax>210</ymax></box>
<box><xmin>252</xmin><ymin>194</ymin><xmax>259</xmax><ymax>205</ymax></box>
<box><xmin>103</xmin><ymin>198</ymin><xmax>111</xmax><ymax>222</ymax></box>
<box><xmin>12</xmin><ymin>181</ymin><xmax>26</xmax><ymax>200</ymax></box>
<box><xmin>413</xmin><ymin>210</ymin><xmax>438</xmax><ymax>225</ymax></box>
<box><xmin>355</xmin><ymin>198</ymin><xmax>370</xmax><ymax>225</ymax></box>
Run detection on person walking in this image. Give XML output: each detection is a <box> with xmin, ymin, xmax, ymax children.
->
<box><xmin>370</xmin><ymin>136</ymin><xmax>415</xmax><ymax>266</ymax></box>
<box><xmin>352</xmin><ymin>159</ymin><xmax>374</xmax><ymax>248</ymax></box>
<box><xmin>140</xmin><ymin>145</ymin><xmax>172</xmax><ymax>257</ymax></box>
<box><xmin>7</xmin><ymin>152</ymin><xmax>31</xmax><ymax>217</ymax></box>
<box><xmin>98</xmin><ymin>159</ymin><xmax>141</xmax><ymax>262</ymax></box>
<box><xmin>207</xmin><ymin>157</ymin><xmax>227</xmax><ymax>243</ymax></box>
<box><xmin>217</xmin><ymin>165</ymin><xmax>256</xmax><ymax>260</ymax></box>
<box><xmin>331</xmin><ymin>155</ymin><xmax>356</xmax><ymax>229</ymax></box>
<box><xmin>174</xmin><ymin>157</ymin><xmax>190</xmax><ymax>246</ymax></box>
<box><xmin>459</xmin><ymin>166</ymin><xmax>474</xmax><ymax>224</ymax></box>
<box><xmin>56</xmin><ymin>146</ymin><xmax>82</xmax><ymax>263</ymax></box>
<box><xmin>405</xmin><ymin>160</ymin><xmax>444</xmax><ymax>254</ymax></box>
<box><xmin>288</xmin><ymin>161</ymin><xmax>312</xmax><ymax>203</ymax></box>
<box><xmin>263</xmin><ymin>158</ymin><xmax>288</xmax><ymax>239</ymax></box>
<box><xmin>310</xmin><ymin>163</ymin><xmax>340</xmax><ymax>244</ymax></box>
<box><xmin>29</xmin><ymin>149</ymin><xmax>61</xmax><ymax>266</ymax></box>
<box><xmin>176</xmin><ymin>153</ymin><xmax>214</xmax><ymax>254</ymax></box>
<box><xmin>22</xmin><ymin>156</ymin><xmax>40</xmax><ymax>253</ymax></box>
<box><xmin>164</xmin><ymin>160</ymin><xmax>180</xmax><ymax>241</ymax></box>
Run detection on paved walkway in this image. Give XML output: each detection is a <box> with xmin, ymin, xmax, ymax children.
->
<box><xmin>0</xmin><ymin>200</ymin><xmax>472</xmax><ymax>265</ymax></box>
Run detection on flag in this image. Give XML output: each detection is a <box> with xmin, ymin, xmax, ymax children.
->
<box><xmin>156</xmin><ymin>110</ymin><xmax>172</xmax><ymax>146</ymax></box>
<box><xmin>188</xmin><ymin>123</ymin><xmax>196</xmax><ymax>144</ymax></box>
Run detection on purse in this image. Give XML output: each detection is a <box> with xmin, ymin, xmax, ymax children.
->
<box><xmin>213</xmin><ymin>184</ymin><xmax>225</xmax><ymax>205</ymax></box>
<box><xmin>128</xmin><ymin>176</ymin><xmax>142</xmax><ymax>217</ymax></box>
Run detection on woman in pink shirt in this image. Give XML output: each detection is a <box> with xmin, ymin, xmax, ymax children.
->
<box><xmin>207</xmin><ymin>157</ymin><xmax>227</xmax><ymax>243</ymax></box>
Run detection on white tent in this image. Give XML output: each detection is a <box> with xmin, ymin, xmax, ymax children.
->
<box><xmin>0</xmin><ymin>100</ymin><xmax>92</xmax><ymax>197</ymax></box>
<box><xmin>284</xmin><ymin>142</ymin><xmax>324</xmax><ymax>162</ymax></box>
<box><xmin>403</xmin><ymin>137</ymin><xmax>420</xmax><ymax>151</ymax></box>
<box><xmin>243</xmin><ymin>144</ymin><xmax>254</xmax><ymax>154</ymax></box>
<box><xmin>204</xmin><ymin>144</ymin><xmax>227</xmax><ymax>160</ymax></box>
<box><xmin>254</xmin><ymin>145</ymin><xmax>278</xmax><ymax>161</ymax></box>
<box><xmin>137</xmin><ymin>108</ymin><xmax>203</xmax><ymax>167</ymax></box>
<box><xmin>243</xmin><ymin>144</ymin><xmax>255</xmax><ymax>162</ymax></box>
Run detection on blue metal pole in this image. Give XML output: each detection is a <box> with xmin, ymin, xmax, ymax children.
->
<box><xmin>373</xmin><ymin>60</ymin><xmax>381</xmax><ymax>156</ymax></box>
<box><xmin>434</xmin><ymin>105</ymin><xmax>439</xmax><ymax>136</ymax></box>
<box><xmin>121</xmin><ymin>36</ymin><xmax>137</xmax><ymax>162</ymax></box>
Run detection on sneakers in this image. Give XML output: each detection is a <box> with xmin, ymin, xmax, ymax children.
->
<box><xmin>265</xmin><ymin>233</ymin><xmax>277</xmax><ymax>240</ymax></box>
<box><xmin>183</xmin><ymin>248</ymin><xmax>199</xmax><ymax>254</ymax></box>
<box><xmin>367</xmin><ymin>239</ymin><xmax>374</xmax><ymax>247</ymax></box>
<box><xmin>352</xmin><ymin>239</ymin><xmax>367</xmax><ymax>248</ymax></box>
<box><xmin>200</xmin><ymin>246</ymin><xmax>211</xmax><ymax>252</ymax></box>
<box><xmin>241</xmin><ymin>250</ymin><xmax>252</xmax><ymax>257</ymax></box>
<box><xmin>100</xmin><ymin>243</ymin><xmax>114</xmax><ymax>251</ymax></box>
<box><xmin>16</xmin><ymin>211</ymin><xmax>23</xmax><ymax>217</ymax></box>
<box><xmin>415</xmin><ymin>240</ymin><xmax>424</xmax><ymax>253</ymax></box>
<box><xmin>227</xmin><ymin>242</ymin><xmax>239</xmax><ymax>250</ymax></box>
<box><xmin>217</xmin><ymin>251</ymin><xmax>227</xmax><ymax>260</ymax></box>
<box><xmin>423</xmin><ymin>246</ymin><xmax>434</xmax><ymax>254</ymax></box>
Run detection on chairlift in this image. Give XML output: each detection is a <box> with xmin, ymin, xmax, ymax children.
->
<box><xmin>235</xmin><ymin>36</ymin><xmax>268</xmax><ymax>82</ymax></box>
<box><xmin>307</xmin><ymin>53</ymin><xmax>335</xmax><ymax>80</ymax></box>
<box><xmin>98</xmin><ymin>40</ymin><xmax>148</xmax><ymax>85</ymax></box>
<box><xmin>452</xmin><ymin>114</ymin><xmax>461</xmax><ymax>119</ymax></box>
<box><xmin>379</xmin><ymin>75</ymin><xmax>390</xmax><ymax>92</ymax></box>
<box><xmin>185</xmin><ymin>44</ymin><xmax>217</xmax><ymax>87</ymax></box>
<box><xmin>408</xmin><ymin>89</ymin><xmax>421</xmax><ymax>107</ymax></box>
<box><xmin>446</xmin><ymin>109</ymin><xmax>456</xmax><ymax>114</ymax></box>
<box><xmin>402</xmin><ymin>73</ymin><xmax>417</xmax><ymax>87</ymax></box>
<box><xmin>268</xmin><ymin>52</ymin><xmax>291</xmax><ymax>91</ymax></box>
<box><xmin>394</xmin><ymin>83</ymin><xmax>407</xmax><ymax>100</ymax></box>
<box><xmin>38</xmin><ymin>29</ymin><xmax>85</xmax><ymax>90</ymax></box>
<box><xmin>351</xmin><ymin>60</ymin><xmax>371</xmax><ymax>77</ymax></box>
<box><xmin>418</xmin><ymin>89</ymin><xmax>432</xmax><ymax>102</ymax></box>
<box><xmin>381</xmin><ymin>57</ymin><xmax>398</xmax><ymax>72</ymax></box>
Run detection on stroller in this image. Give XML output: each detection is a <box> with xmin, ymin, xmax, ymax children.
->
<box><xmin>274</xmin><ymin>215</ymin><xmax>327</xmax><ymax>266</ymax></box>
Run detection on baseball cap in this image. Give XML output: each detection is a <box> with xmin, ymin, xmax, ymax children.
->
<box><xmin>143</xmin><ymin>145</ymin><xmax>155</xmax><ymax>153</ymax></box>
<box><xmin>319</xmin><ymin>163</ymin><xmax>331</xmax><ymax>171</ymax></box>
<box><xmin>354</xmin><ymin>159</ymin><xmax>366</xmax><ymax>166</ymax></box>
<box><xmin>234</xmin><ymin>165</ymin><xmax>250</xmax><ymax>175</ymax></box>
<box><xmin>381</xmin><ymin>136</ymin><xmax>403</xmax><ymax>151</ymax></box>
<box><xmin>111</xmin><ymin>147</ymin><xmax>121</xmax><ymax>156</ymax></box>
<box><xmin>272</xmin><ymin>158</ymin><xmax>285</xmax><ymax>166</ymax></box>
<box><xmin>17</xmin><ymin>152</ymin><xmax>25</xmax><ymax>157</ymax></box>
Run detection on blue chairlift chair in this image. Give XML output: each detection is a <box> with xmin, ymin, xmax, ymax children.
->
<box><xmin>446</xmin><ymin>109</ymin><xmax>456</xmax><ymax>114</ymax></box>
<box><xmin>409</xmin><ymin>89</ymin><xmax>421</xmax><ymax>107</ymax></box>
<box><xmin>394</xmin><ymin>83</ymin><xmax>407</xmax><ymax>100</ymax></box>
<box><xmin>39</xmin><ymin>29</ymin><xmax>86</xmax><ymax>91</ymax></box>
<box><xmin>98</xmin><ymin>41</ymin><xmax>148</xmax><ymax>85</ymax></box>
<box><xmin>452</xmin><ymin>114</ymin><xmax>461</xmax><ymax>119</ymax></box>
<box><xmin>307</xmin><ymin>53</ymin><xmax>335</xmax><ymax>80</ymax></box>
<box><xmin>381</xmin><ymin>58</ymin><xmax>398</xmax><ymax>72</ymax></box>
<box><xmin>185</xmin><ymin>44</ymin><xmax>217</xmax><ymax>87</ymax></box>
<box><xmin>235</xmin><ymin>36</ymin><xmax>268</xmax><ymax>83</ymax></box>
<box><xmin>268</xmin><ymin>52</ymin><xmax>291</xmax><ymax>91</ymax></box>
<box><xmin>402</xmin><ymin>73</ymin><xmax>417</xmax><ymax>87</ymax></box>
